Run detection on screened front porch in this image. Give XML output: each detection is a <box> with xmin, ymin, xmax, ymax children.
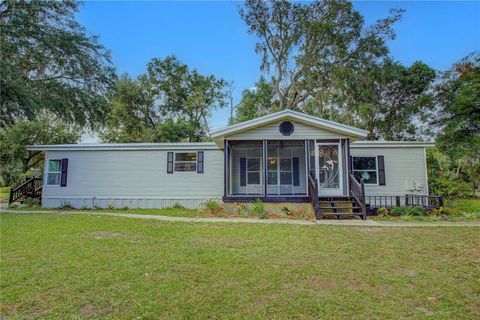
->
<box><xmin>225</xmin><ymin>140</ymin><xmax>308</xmax><ymax>199</ymax></box>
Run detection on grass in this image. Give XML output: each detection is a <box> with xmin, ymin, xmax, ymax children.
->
<box><xmin>1</xmin><ymin>212</ymin><xmax>479</xmax><ymax>319</ymax></box>
<box><xmin>0</xmin><ymin>187</ymin><xmax>9</xmax><ymax>203</ymax></box>
<box><xmin>374</xmin><ymin>213</ymin><xmax>480</xmax><ymax>222</ymax></box>
<box><xmin>445</xmin><ymin>198</ymin><xmax>480</xmax><ymax>214</ymax></box>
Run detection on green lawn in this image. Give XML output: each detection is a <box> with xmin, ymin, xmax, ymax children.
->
<box><xmin>445</xmin><ymin>198</ymin><xmax>480</xmax><ymax>213</ymax></box>
<box><xmin>0</xmin><ymin>187</ymin><xmax>9</xmax><ymax>203</ymax></box>
<box><xmin>1</xmin><ymin>212</ymin><xmax>479</xmax><ymax>319</ymax></box>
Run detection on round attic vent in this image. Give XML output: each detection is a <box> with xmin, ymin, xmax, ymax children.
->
<box><xmin>279</xmin><ymin>121</ymin><xmax>294</xmax><ymax>136</ymax></box>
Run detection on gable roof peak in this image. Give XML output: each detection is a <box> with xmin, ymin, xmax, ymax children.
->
<box><xmin>211</xmin><ymin>109</ymin><xmax>368</xmax><ymax>142</ymax></box>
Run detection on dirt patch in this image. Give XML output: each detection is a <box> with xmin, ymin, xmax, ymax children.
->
<box><xmin>353</xmin><ymin>227</ymin><xmax>387</xmax><ymax>234</ymax></box>
<box><xmin>80</xmin><ymin>304</ymin><xmax>94</xmax><ymax>316</ymax></box>
<box><xmin>87</xmin><ymin>231</ymin><xmax>138</xmax><ymax>240</ymax></box>
<box><xmin>394</xmin><ymin>267</ymin><xmax>418</xmax><ymax>277</ymax></box>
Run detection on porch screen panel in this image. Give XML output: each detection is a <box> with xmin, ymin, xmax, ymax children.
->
<box><xmin>267</xmin><ymin>141</ymin><xmax>306</xmax><ymax>196</ymax></box>
<box><xmin>229</xmin><ymin>141</ymin><xmax>264</xmax><ymax>196</ymax></box>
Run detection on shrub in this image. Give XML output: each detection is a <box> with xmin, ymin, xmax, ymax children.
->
<box><xmin>9</xmin><ymin>203</ymin><xmax>18</xmax><ymax>209</ymax></box>
<box><xmin>252</xmin><ymin>199</ymin><xmax>267</xmax><ymax>219</ymax></box>
<box><xmin>23</xmin><ymin>197</ymin><xmax>40</xmax><ymax>207</ymax></box>
<box><xmin>120</xmin><ymin>206</ymin><xmax>129</xmax><ymax>210</ymax></box>
<box><xmin>237</xmin><ymin>204</ymin><xmax>253</xmax><ymax>216</ymax></box>
<box><xmin>391</xmin><ymin>206</ymin><xmax>427</xmax><ymax>216</ymax></box>
<box><xmin>80</xmin><ymin>205</ymin><xmax>89</xmax><ymax>210</ymax></box>
<box><xmin>59</xmin><ymin>201</ymin><xmax>73</xmax><ymax>209</ymax></box>
<box><xmin>442</xmin><ymin>207</ymin><xmax>462</xmax><ymax>216</ymax></box>
<box><xmin>377</xmin><ymin>207</ymin><xmax>390</xmax><ymax>217</ymax></box>
<box><xmin>107</xmin><ymin>201</ymin><xmax>115</xmax><ymax>210</ymax></box>
<box><xmin>172</xmin><ymin>202</ymin><xmax>184</xmax><ymax>209</ymax></box>
<box><xmin>204</xmin><ymin>200</ymin><xmax>221</xmax><ymax>214</ymax></box>
<box><xmin>281</xmin><ymin>206</ymin><xmax>293</xmax><ymax>216</ymax></box>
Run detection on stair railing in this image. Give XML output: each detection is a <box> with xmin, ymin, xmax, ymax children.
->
<box><xmin>9</xmin><ymin>178</ymin><xmax>43</xmax><ymax>204</ymax></box>
<box><xmin>308</xmin><ymin>174</ymin><xmax>320</xmax><ymax>219</ymax></box>
<box><xmin>349</xmin><ymin>174</ymin><xmax>366</xmax><ymax>219</ymax></box>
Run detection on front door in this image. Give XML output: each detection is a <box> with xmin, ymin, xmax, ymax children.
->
<box><xmin>315</xmin><ymin>143</ymin><xmax>343</xmax><ymax>196</ymax></box>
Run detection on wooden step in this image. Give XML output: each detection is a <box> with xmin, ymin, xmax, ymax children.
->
<box><xmin>319</xmin><ymin>206</ymin><xmax>360</xmax><ymax>210</ymax></box>
<box><xmin>319</xmin><ymin>200</ymin><xmax>356</xmax><ymax>204</ymax></box>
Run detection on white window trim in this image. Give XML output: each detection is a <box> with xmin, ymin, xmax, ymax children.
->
<box><xmin>352</xmin><ymin>156</ymin><xmax>378</xmax><ymax>185</ymax></box>
<box><xmin>173</xmin><ymin>151</ymin><xmax>198</xmax><ymax>173</ymax></box>
<box><xmin>47</xmin><ymin>159</ymin><xmax>62</xmax><ymax>186</ymax></box>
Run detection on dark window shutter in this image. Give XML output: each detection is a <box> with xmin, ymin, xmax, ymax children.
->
<box><xmin>293</xmin><ymin>157</ymin><xmax>300</xmax><ymax>186</ymax></box>
<box><xmin>167</xmin><ymin>152</ymin><xmax>174</xmax><ymax>174</ymax></box>
<box><xmin>377</xmin><ymin>155</ymin><xmax>386</xmax><ymax>185</ymax></box>
<box><xmin>240</xmin><ymin>157</ymin><xmax>246</xmax><ymax>187</ymax></box>
<box><xmin>60</xmin><ymin>158</ymin><xmax>68</xmax><ymax>187</ymax></box>
<box><xmin>197</xmin><ymin>151</ymin><xmax>204</xmax><ymax>173</ymax></box>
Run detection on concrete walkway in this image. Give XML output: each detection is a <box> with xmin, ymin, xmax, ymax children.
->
<box><xmin>2</xmin><ymin>209</ymin><xmax>480</xmax><ymax>227</ymax></box>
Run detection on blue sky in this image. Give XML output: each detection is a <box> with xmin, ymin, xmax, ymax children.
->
<box><xmin>77</xmin><ymin>1</ymin><xmax>480</xmax><ymax>133</ymax></box>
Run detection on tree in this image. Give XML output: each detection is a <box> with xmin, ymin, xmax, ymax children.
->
<box><xmin>102</xmin><ymin>57</ymin><xmax>227</xmax><ymax>143</ymax></box>
<box><xmin>349</xmin><ymin>59</ymin><xmax>436</xmax><ymax>140</ymax></box>
<box><xmin>233</xmin><ymin>76</ymin><xmax>276</xmax><ymax>123</ymax></box>
<box><xmin>426</xmin><ymin>148</ymin><xmax>472</xmax><ymax>197</ymax></box>
<box><xmin>433</xmin><ymin>53</ymin><xmax>480</xmax><ymax>160</ymax></box>
<box><xmin>0</xmin><ymin>0</ymin><xmax>115</xmax><ymax>129</ymax></box>
<box><xmin>100</xmin><ymin>75</ymin><xmax>195</xmax><ymax>143</ymax></box>
<box><xmin>239</xmin><ymin>0</ymin><xmax>403</xmax><ymax>115</ymax></box>
<box><xmin>0</xmin><ymin>115</ymin><xmax>80</xmax><ymax>186</ymax></box>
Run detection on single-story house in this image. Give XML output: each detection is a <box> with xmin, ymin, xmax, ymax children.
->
<box><xmin>23</xmin><ymin>110</ymin><xmax>441</xmax><ymax>219</ymax></box>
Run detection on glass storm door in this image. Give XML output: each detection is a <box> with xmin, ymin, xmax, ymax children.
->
<box><xmin>315</xmin><ymin>143</ymin><xmax>343</xmax><ymax>195</ymax></box>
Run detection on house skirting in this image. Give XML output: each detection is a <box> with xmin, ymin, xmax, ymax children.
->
<box><xmin>42</xmin><ymin>197</ymin><xmax>221</xmax><ymax>209</ymax></box>
<box><xmin>223</xmin><ymin>202</ymin><xmax>315</xmax><ymax>217</ymax></box>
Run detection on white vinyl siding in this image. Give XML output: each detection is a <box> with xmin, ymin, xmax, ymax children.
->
<box><xmin>226</xmin><ymin>121</ymin><xmax>352</xmax><ymax>140</ymax></box>
<box><xmin>350</xmin><ymin>147</ymin><xmax>429</xmax><ymax>196</ymax></box>
<box><xmin>42</xmin><ymin>149</ymin><xmax>224</xmax><ymax>208</ymax></box>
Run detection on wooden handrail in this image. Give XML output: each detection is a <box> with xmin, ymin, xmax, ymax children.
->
<box><xmin>349</xmin><ymin>174</ymin><xmax>366</xmax><ymax>219</ymax></box>
<box><xmin>9</xmin><ymin>177</ymin><xmax>43</xmax><ymax>204</ymax></box>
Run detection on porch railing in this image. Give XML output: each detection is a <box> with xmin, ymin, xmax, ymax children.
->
<box><xmin>308</xmin><ymin>174</ymin><xmax>320</xmax><ymax>219</ymax></box>
<box><xmin>365</xmin><ymin>194</ymin><xmax>444</xmax><ymax>210</ymax></box>
<box><xmin>349</xmin><ymin>173</ymin><xmax>366</xmax><ymax>218</ymax></box>
<box><xmin>9</xmin><ymin>177</ymin><xmax>43</xmax><ymax>204</ymax></box>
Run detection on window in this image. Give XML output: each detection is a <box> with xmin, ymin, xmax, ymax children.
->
<box><xmin>174</xmin><ymin>152</ymin><xmax>197</xmax><ymax>172</ymax></box>
<box><xmin>247</xmin><ymin>158</ymin><xmax>261</xmax><ymax>184</ymax></box>
<box><xmin>280</xmin><ymin>158</ymin><xmax>292</xmax><ymax>185</ymax></box>
<box><xmin>353</xmin><ymin>157</ymin><xmax>377</xmax><ymax>184</ymax></box>
<box><xmin>267</xmin><ymin>157</ymin><xmax>277</xmax><ymax>185</ymax></box>
<box><xmin>47</xmin><ymin>160</ymin><xmax>61</xmax><ymax>185</ymax></box>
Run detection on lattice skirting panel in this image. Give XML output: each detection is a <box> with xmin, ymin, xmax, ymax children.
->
<box><xmin>223</xmin><ymin>202</ymin><xmax>315</xmax><ymax>217</ymax></box>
